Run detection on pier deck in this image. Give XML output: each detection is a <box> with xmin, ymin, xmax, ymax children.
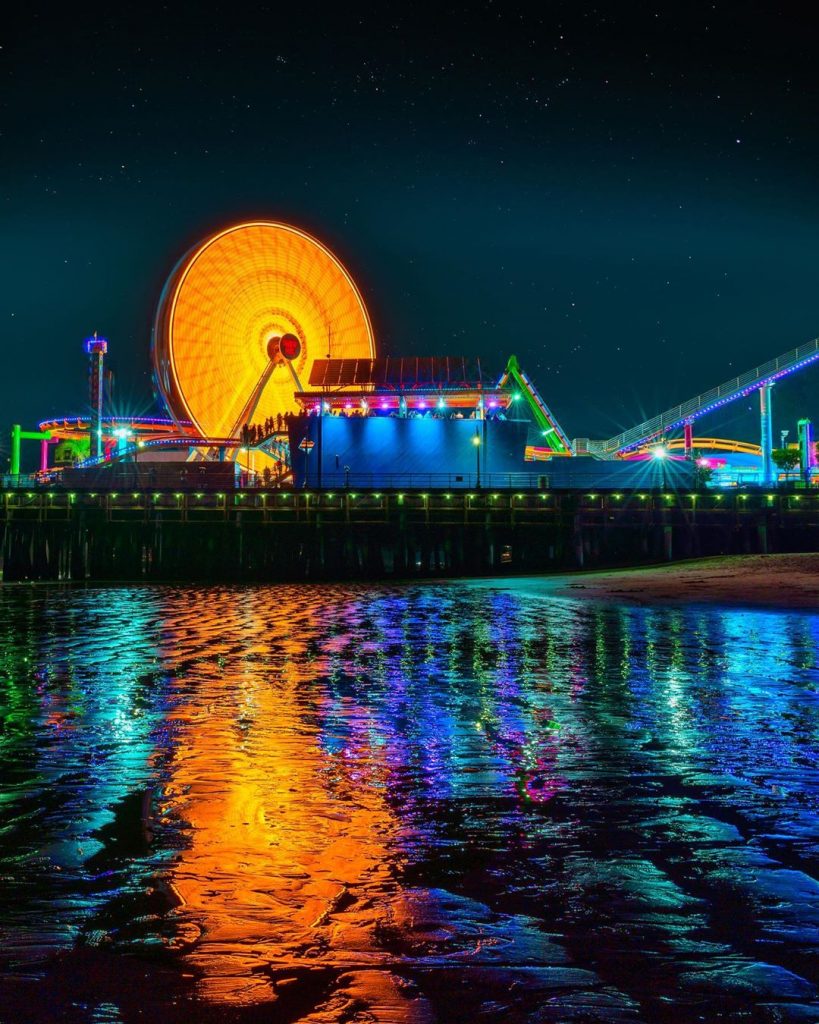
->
<box><xmin>2</xmin><ymin>487</ymin><xmax>818</xmax><ymax>581</ymax></box>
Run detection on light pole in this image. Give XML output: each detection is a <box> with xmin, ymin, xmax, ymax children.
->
<box><xmin>472</xmin><ymin>432</ymin><xmax>481</xmax><ymax>489</ymax></box>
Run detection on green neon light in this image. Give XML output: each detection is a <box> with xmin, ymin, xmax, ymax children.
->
<box><xmin>9</xmin><ymin>424</ymin><xmax>52</xmax><ymax>476</ymax></box>
<box><xmin>501</xmin><ymin>356</ymin><xmax>571</xmax><ymax>455</ymax></box>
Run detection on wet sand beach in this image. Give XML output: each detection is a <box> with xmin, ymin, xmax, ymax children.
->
<box><xmin>554</xmin><ymin>553</ymin><xmax>819</xmax><ymax>609</ymax></box>
<box><xmin>2</xmin><ymin>570</ymin><xmax>819</xmax><ymax>1021</ymax></box>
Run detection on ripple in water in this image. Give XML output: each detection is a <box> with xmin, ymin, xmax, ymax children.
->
<box><xmin>1</xmin><ymin>580</ymin><xmax>819</xmax><ymax>1022</ymax></box>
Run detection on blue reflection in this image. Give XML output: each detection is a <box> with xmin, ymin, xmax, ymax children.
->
<box><xmin>2</xmin><ymin>578</ymin><xmax>819</xmax><ymax>1021</ymax></box>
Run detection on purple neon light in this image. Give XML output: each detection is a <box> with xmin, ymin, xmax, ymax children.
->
<box><xmin>804</xmin><ymin>420</ymin><xmax>817</xmax><ymax>468</ymax></box>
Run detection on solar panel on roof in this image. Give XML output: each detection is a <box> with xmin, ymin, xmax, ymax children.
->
<box><xmin>308</xmin><ymin>359</ymin><xmax>329</xmax><ymax>386</ymax></box>
<box><xmin>306</xmin><ymin>357</ymin><xmax>490</xmax><ymax>389</ymax></box>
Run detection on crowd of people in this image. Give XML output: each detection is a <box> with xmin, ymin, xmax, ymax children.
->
<box><xmin>240</xmin><ymin>403</ymin><xmax>504</xmax><ymax>447</ymax></box>
<box><xmin>234</xmin><ymin>461</ymin><xmax>291</xmax><ymax>488</ymax></box>
<box><xmin>240</xmin><ymin>411</ymin><xmax>305</xmax><ymax>446</ymax></box>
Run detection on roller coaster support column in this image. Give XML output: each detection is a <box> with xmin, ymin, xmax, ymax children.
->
<box><xmin>40</xmin><ymin>437</ymin><xmax>56</xmax><ymax>472</ymax></box>
<box><xmin>9</xmin><ymin>425</ymin><xmax>53</xmax><ymax>477</ymax></box>
<box><xmin>798</xmin><ymin>418</ymin><xmax>815</xmax><ymax>484</ymax></box>
<box><xmin>683</xmin><ymin>422</ymin><xmax>693</xmax><ymax>457</ymax></box>
<box><xmin>10</xmin><ymin>424</ymin><xmax>20</xmax><ymax>476</ymax></box>
<box><xmin>760</xmin><ymin>384</ymin><xmax>774</xmax><ymax>485</ymax></box>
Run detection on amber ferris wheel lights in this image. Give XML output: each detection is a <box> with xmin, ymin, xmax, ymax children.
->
<box><xmin>152</xmin><ymin>221</ymin><xmax>375</xmax><ymax>441</ymax></box>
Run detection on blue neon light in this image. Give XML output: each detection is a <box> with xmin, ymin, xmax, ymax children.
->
<box><xmin>617</xmin><ymin>350</ymin><xmax>819</xmax><ymax>454</ymax></box>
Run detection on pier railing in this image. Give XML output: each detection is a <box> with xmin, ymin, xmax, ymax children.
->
<box><xmin>1</xmin><ymin>486</ymin><xmax>814</xmax><ymax>525</ymax></box>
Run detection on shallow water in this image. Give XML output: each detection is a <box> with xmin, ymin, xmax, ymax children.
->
<box><xmin>1</xmin><ymin>580</ymin><xmax>819</xmax><ymax>1023</ymax></box>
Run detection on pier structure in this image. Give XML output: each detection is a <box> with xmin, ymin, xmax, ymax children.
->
<box><xmin>1</xmin><ymin>484</ymin><xmax>817</xmax><ymax>582</ymax></box>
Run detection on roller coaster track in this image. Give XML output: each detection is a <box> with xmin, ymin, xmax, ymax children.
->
<box><xmin>74</xmin><ymin>435</ymin><xmax>240</xmax><ymax>470</ymax></box>
<box><xmin>72</xmin><ymin>431</ymin><xmax>292</xmax><ymax>478</ymax></box>
<box><xmin>660</xmin><ymin>437</ymin><xmax>762</xmax><ymax>456</ymax></box>
<box><xmin>601</xmin><ymin>336</ymin><xmax>819</xmax><ymax>457</ymax></box>
<box><xmin>498</xmin><ymin>355</ymin><xmax>572</xmax><ymax>454</ymax></box>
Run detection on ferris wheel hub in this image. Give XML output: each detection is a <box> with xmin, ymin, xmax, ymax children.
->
<box><xmin>266</xmin><ymin>332</ymin><xmax>302</xmax><ymax>363</ymax></box>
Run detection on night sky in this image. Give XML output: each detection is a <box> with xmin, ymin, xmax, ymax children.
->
<box><xmin>4</xmin><ymin>3</ymin><xmax>819</xmax><ymax>461</ymax></box>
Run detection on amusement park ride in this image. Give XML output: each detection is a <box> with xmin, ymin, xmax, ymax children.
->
<box><xmin>7</xmin><ymin>220</ymin><xmax>819</xmax><ymax>489</ymax></box>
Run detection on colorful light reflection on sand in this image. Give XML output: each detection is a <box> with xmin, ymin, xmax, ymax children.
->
<box><xmin>1</xmin><ymin>582</ymin><xmax>819</xmax><ymax>1021</ymax></box>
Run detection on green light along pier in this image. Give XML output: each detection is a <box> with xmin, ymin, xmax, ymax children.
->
<box><xmin>2</xmin><ymin>485</ymin><xmax>818</xmax><ymax>582</ymax></box>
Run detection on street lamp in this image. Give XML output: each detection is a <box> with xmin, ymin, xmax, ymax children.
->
<box><xmin>472</xmin><ymin>432</ymin><xmax>481</xmax><ymax>488</ymax></box>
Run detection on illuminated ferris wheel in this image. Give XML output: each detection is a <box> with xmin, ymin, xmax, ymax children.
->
<box><xmin>152</xmin><ymin>221</ymin><xmax>375</xmax><ymax>442</ymax></box>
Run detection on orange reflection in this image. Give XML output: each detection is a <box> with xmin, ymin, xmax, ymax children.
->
<box><xmin>157</xmin><ymin>589</ymin><xmax>418</xmax><ymax>1013</ymax></box>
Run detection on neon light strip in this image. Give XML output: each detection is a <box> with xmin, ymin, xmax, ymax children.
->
<box><xmin>615</xmin><ymin>349</ymin><xmax>819</xmax><ymax>454</ymax></box>
<box><xmin>72</xmin><ymin>435</ymin><xmax>243</xmax><ymax>469</ymax></box>
<box><xmin>38</xmin><ymin>415</ymin><xmax>191</xmax><ymax>430</ymax></box>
